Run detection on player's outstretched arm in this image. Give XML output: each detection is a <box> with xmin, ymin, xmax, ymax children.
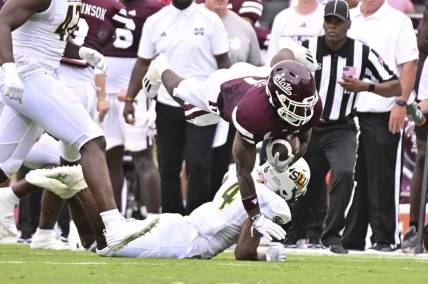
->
<box><xmin>233</xmin><ymin>132</ymin><xmax>287</xmax><ymax>241</ymax></box>
<box><xmin>232</xmin><ymin>132</ymin><xmax>258</xmax><ymax>216</ymax></box>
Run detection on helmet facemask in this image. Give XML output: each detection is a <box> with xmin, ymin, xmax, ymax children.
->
<box><xmin>266</xmin><ymin>82</ymin><xmax>318</xmax><ymax>127</ymax></box>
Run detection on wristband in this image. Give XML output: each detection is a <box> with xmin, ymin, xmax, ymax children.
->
<box><xmin>395</xmin><ymin>99</ymin><xmax>406</xmax><ymax>107</ymax></box>
<box><xmin>250</xmin><ymin>213</ymin><xmax>262</xmax><ymax>223</ymax></box>
<box><xmin>125</xmin><ymin>97</ymin><xmax>137</xmax><ymax>103</ymax></box>
<box><xmin>242</xmin><ymin>194</ymin><xmax>259</xmax><ymax>212</ymax></box>
<box><xmin>368</xmin><ymin>83</ymin><xmax>375</xmax><ymax>92</ymax></box>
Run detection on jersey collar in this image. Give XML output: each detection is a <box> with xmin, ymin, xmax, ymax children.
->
<box><xmin>353</xmin><ymin>1</ymin><xmax>391</xmax><ymax>20</ymax></box>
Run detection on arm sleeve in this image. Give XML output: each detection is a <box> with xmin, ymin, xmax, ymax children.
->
<box><xmin>258</xmin><ymin>188</ymin><xmax>292</xmax><ymax>225</ymax></box>
<box><xmin>137</xmin><ymin>18</ymin><xmax>156</xmax><ymax>59</ymax></box>
<box><xmin>365</xmin><ymin>46</ymin><xmax>398</xmax><ymax>83</ymax></box>
<box><xmin>210</xmin><ymin>16</ymin><xmax>230</xmax><ymax>55</ymax></box>
<box><xmin>395</xmin><ymin>16</ymin><xmax>419</xmax><ymax>65</ymax></box>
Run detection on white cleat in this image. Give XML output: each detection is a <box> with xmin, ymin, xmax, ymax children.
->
<box><xmin>25</xmin><ymin>165</ymin><xmax>87</xmax><ymax>199</ymax></box>
<box><xmin>31</xmin><ymin>230</ymin><xmax>69</xmax><ymax>250</ymax></box>
<box><xmin>142</xmin><ymin>54</ymin><xmax>170</xmax><ymax>99</ymax></box>
<box><xmin>277</xmin><ymin>37</ymin><xmax>319</xmax><ymax>72</ymax></box>
<box><xmin>104</xmin><ymin>216</ymin><xmax>159</xmax><ymax>251</ymax></box>
<box><xmin>0</xmin><ymin>213</ymin><xmax>18</xmax><ymax>238</ymax></box>
<box><xmin>96</xmin><ymin>246</ymin><xmax>115</xmax><ymax>257</ymax></box>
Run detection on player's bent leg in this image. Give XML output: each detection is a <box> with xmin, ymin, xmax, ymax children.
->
<box><xmin>112</xmin><ymin>214</ymin><xmax>194</xmax><ymax>259</ymax></box>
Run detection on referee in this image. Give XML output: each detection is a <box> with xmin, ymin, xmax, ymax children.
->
<box><xmin>285</xmin><ymin>0</ymin><xmax>400</xmax><ymax>254</ymax></box>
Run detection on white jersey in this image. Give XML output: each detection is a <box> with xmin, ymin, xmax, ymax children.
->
<box><xmin>12</xmin><ymin>0</ymin><xmax>81</xmax><ymax>76</ymax></box>
<box><xmin>115</xmin><ymin>169</ymin><xmax>291</xmax><ymax>259</ymax></box>
<box><xmin>187</xmin><ymin>170</ymin><xmax>291</xmax><ymax>259</ymax></box>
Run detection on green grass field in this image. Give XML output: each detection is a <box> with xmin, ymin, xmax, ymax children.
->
<box><xmin>1</xmin><ymin>244</ymin><xmax>428</xmax><ymax>284</ymax></box>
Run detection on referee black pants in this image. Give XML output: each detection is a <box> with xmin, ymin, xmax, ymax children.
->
<box><xmin>155</xmin><ymin>102</ymin><xmax>217</xmax><ymax>215</ymax></box>
<box><xmin>288</xmin><ymin>119</ymin><xmax>357</xmax><ymax>245</ymax></box>
<box><xmin>343</xmin><ymin>112</ymin><xmax>401</xmax><ymax>249</ymax></box>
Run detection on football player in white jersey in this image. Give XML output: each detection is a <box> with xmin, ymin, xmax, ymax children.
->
<box><xmin>24</xmin><ymin>148</ymin><xmax>310</xmax><ymax>260</ymax></box>
<box><xmin>0</xmin><ymin>0</ymin><xmax>156</xmax><ymax>250</ymax></box>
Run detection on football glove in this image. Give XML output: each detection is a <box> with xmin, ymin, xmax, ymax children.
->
<box><xmin>278</xmin><ymin>37</ymin><xmax>319</xmax><ymax>72</ymax></box>
<box><xmin>2</xmin><ymin>63</ymin><xmax>24</xmax><ymax>103</ymax></box>
<box><xmin>79</xmin><ymin>47</ymin><xmax>107</xmax><ymax>73</ymax></box>
<box><xmin>251</xmin><ymin>214</ymin><xmax>286</xmax><ymax>242</ymax></box>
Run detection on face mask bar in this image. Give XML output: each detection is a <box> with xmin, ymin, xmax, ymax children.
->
<box><xmin>266</xmin><ymin>85</ymin><xmax>318</xmax><ymax>127</ymax></box>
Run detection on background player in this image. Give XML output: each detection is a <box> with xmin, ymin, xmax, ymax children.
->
<box><xmin>0</xmin><ymin>0</ymin><xmax>152</xmax><ymax>250</ymax></box>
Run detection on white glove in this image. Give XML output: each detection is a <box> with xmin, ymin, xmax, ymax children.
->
<box><xmin>266</xmin><ymin>139</ymin><xmax>294</xmax><ymax>172</ymax></box>
<box><xmin>78</xmin><ymin>47</ymin><xmax>107</xmax><ymax>73</ymax></box>
<box><xmin>277</xmin><ymin>37</ymin><xmax>319</xmax><ymax>72</ymax></box>
<box><xmin>136</xmin><ymin>100</ymin><xmax>157</xmax><ymax>130</ymax></box>
<box><xmin>2</xmin><ymin>63</ymin><xmax>24</xmax><ymax>103</ymax></box>
<box><xmin>251</xmin><ymin>214</ymin><xmax>286</xmax><ymax>241</ymax></box>
<box><xmin>266</xmin><ymin>246</ymin><xmax>287</xmax><ymax>262</ymax></box>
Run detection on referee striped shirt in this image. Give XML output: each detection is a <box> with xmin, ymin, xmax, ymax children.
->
<box><xmin>302</xmin><ymin>36</ymin><xmax>397</xmax><ymax>121</ymax></box>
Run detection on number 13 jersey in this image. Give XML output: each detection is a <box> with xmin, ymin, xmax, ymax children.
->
<box><xmin>13</xmin><ymin>0</ymin><xmax>81</xmax><ymax>75</ymax></box>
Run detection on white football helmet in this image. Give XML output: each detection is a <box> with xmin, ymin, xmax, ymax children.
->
<box><xmin>255</xmin><ymin>157</ymin><xmax>310</xmax><ymax>202</ymax></box>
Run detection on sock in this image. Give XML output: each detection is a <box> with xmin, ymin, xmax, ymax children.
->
<box><xmin>35</xmin><ymin>228</ymin><xmax>55</xmax><ymax>237</ymax></box>
<box><xmin>100</xmin><ymin>209</ymin><xmax>122</xmax><ymax>228</ymax></box>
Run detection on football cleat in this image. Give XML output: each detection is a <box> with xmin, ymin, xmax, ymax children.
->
<box><xmin>104</xmin><ymin>216</ymin><xmax>159</xmax><ymax>251</ymax></box>
<box><xmin>25</xmin><ymin>165</ymin><xmax>88</xmax><ymax>199</ymax></box>
<box><xmin>277</xmin><ymin>37</ymin><xmax>319</xmax><ymax>72</ymax></box>
<box><xmin>142</xmin><ymin>54</ymin><xmax>170</xmax><ymax>99</ymax></box>
<box><xmin>30</xmin><ymin>229</ymin><xmax>69</xmax><ymax>250</ymax></box>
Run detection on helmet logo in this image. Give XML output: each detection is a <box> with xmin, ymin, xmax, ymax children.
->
<box><xmin>273</xmin><ymin>73</ymin><xmax>293</xmax><ymax>95</ymax></box>
<box><xmin>289</xmin><ymin>168</ymin><xmax>308</xmax><ymax>191</ymax></box>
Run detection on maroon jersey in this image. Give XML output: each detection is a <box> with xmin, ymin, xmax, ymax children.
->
<box><xmin>74</xmin><ymin>0</ymin><xmax>128</xmax><ymax>52</ymax></box>
<box><xmin>62</xmin><ymin>0</ymin><xmax>129</xmax><ymax>66</ymax></box>
<box><xmin>217</xmin><ymin>78</ymin><xmax>322</xmax><ymax>144</ymax></box>
<box><xmin>103</xmin><ymin>0</ymin><xmax>164</xmax><ymax>58</ymax></box>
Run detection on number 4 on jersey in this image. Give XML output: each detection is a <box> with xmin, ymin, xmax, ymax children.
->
<box><xmin>219</xmin><ymin>183</ymin><xmax>240</xmax><ymax>210</ymax></box>
<box><xmin>55</xmin><ymin>2</ymin><xmax>81</xmax><ymax>41</ymax></box>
